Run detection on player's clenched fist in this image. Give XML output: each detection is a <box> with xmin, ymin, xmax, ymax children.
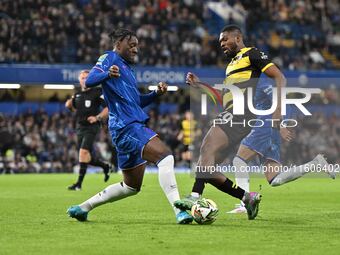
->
<box><xmin>87</xmin><ymin>116</ymin><xmax>98</xmax><ymax>124</ymax></box>
<box><xmin>109</xmin><ymin>65</ymin><xmax>120</xmax><ymax>78</ymax></box>
<box><xmin>280</xmin><ymin>127</ymin><xmax>294</xmax><ymax>142</ymax></box>
<box><xmin>156</xmin><ymin>82</ymin><xmax>168</xmax><ymax>95</ymax></box>
<box><xmin>186</xmin><ymin>72</ymin><xmax>200</xmax><ymax>86</ymax></box>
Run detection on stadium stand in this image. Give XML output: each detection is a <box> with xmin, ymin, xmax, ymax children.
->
<box><xmin>1</xmin><ymin>0</ymin><xmax>339</xmax><ymax>69</ymax></box>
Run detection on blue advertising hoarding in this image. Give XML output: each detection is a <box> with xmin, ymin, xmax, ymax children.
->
<box><xmin>0</xmin><ymin>64</ymin><xmax>224</xmax><ymax>85</ymax></box>
<box><xmin>0</xmin><ymin>64</ymin><xmax>339</xmax><ymax>88</ymax></box>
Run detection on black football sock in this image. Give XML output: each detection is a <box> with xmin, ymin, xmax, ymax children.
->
<box><xmin>90</xmin><ymin>158</ymin><xmax>109</xmax><ymax>171</ymax></box>
<box><xmin>76</xmin><ymin>162</ymin><xmax>88</xmax><ymax>186</ymax></box>
<box><xmin>208</xmin><ymin>177</ymin><xmax>245</xmax><ymax>200</ymax></box>
<box><xmin>191</xmin><ymin>178</ymin><xmax>206</xmax><ymax>195</ymax></box>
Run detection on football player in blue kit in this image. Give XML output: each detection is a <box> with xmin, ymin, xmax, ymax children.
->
<box><xmin>229</xmin><ymin>80</ymin><xmax>336</xmax><ymax>213</ymax></box>
<box><xmin>67</xmin><ymin>28</ymin><xmax>193</xmax><ymax>224</ymax></box>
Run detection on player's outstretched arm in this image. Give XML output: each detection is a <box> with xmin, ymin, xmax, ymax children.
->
<box><xmin>264</xmin><ymin>65</ymin><xmax>287</xmax><ymax>122</ymax></box>
<box><xmin>86</xmin><ymin>52</ymin><xmax>118</xmax><ymax>87</ymax></box>
<box><xmin>85</xmin><ymin>68</ymin><xmax>110</xmax><ymax>88</ymax></box>
<box><xmin>139</xmin><ymin>82</ymin><xmax>168</xmax><ymax>108</ymax></box>
<box><xmin>65</xmin><ymin>96</ymin><xmax>75</xmax><ymax>112</ymax></box>
<box><xmin>87</xmin><ymin>107</ymin><xmax>109</xmax><ymax>124</ymax></box>
<box><xmin>156</xmin><ymin>81</ymin><xmax>168</xmax><ymax>95</ymax></box>
<box><xmin>86</xmin><ymin>65</ymin><xmax>120</xmax><ymax>88</ymax></box>
<box><xmin>140</xmin><ymin>91</ymin><xmax>158</xmax><ymax>108</ymax></box>
<box><xmin>186</xmin><ymin>72</ymin><xmax>200</xmax><ymax>87</ymax></box>
<box><xmin>99</xmin><ymin>107</ymin><xmax>109</xmax><ymax>120</ymax></box>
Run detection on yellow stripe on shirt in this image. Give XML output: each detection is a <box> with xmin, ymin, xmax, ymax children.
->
<box><xmin>261</xmin><ymin>63</ymin><xmax>274</xmax><ymax>72</ymax></box>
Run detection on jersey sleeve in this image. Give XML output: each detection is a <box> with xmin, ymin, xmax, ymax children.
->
<box><xmin>94</xmin><ymin>53</ymin><xmax>112</xmax><ymax>72</ymax></box>
<box><xmin>85</xmin><ymin>53</ymin><xmax>115</xmax><ymax>87</ymax></box>
<box><xmin>93</xmin><ymin>88</ymin><xmax>107</xmax><ymax>107</ymax></box>
<box><xmin>71</xmin><ymin>94</ymin><xmax>77</xmax><ymax>109</ymax></box>
<box><xmin>139</xmin><ymin>91</ymin><xmax>158</xmax><ymax>108</ymax></box>
<box><xmin>248</xmin><ymin>48</ymin><xmax>274</xmax><ymax>73</ymax></box>
<box><xmin>99</xmin><ymin>94</ymin><xmax>106</xmax><ymax>107</ymax></box>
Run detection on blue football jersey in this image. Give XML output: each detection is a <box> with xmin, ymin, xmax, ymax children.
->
<box><xmin>254</xmin><ymin>78</ymin><xmax>294</xmax><ymax>121</ymax></box>
<box><xmin>254</xmin><ymin>79</ymin><xmax>273</xmax><ymax>112</ymax></box>
<box><xmin>86</xmin><ymin>51</ymin><xmax>157</xmax><ymax>139</ymax></box>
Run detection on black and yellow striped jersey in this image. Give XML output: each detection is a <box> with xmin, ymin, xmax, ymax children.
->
<box><xmin>181</xmin><ymin>119</ymin><xmax>197</xmax><ymax>145</ymax></box>
<box><xmin>223</xmin><ymin>47</ymin><xmax>274</xmax><ymax>111</ymax></box>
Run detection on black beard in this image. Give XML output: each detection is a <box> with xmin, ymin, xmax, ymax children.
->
<box><xmin>225</xmin><ymin>50</ymin><xmax>237</xmax><ymax>58</ymax></box>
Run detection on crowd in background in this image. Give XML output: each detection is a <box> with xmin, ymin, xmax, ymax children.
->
<box><xmin>0</xmin><ymin>109</ymin><xmax>187</xmax><ymax>173</ymax></box>
<box><xmin>0</xmin><ymin>0</ymin><xmax>207</xmax><ymax>66</ymax></box>
<box><xmin>1</xmin><ymin>0</ymin><xmax>340</xmax><ymax>69</ymax></box>
<box><xmin>245</xmin><ymin>0</ymin><xmax>340</xmax><ymax>70</ymax></box>
<box><xmin>1</xmin><ymin>109</ymin><xmax>339</xmax><ymax>174</ymax></box>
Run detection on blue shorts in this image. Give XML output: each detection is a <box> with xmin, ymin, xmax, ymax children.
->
<box><xmin>112</xmin><ymin>122</ymin><xmax>157</xmax><ymax>170</ymax></box>
<box><xmin>241</xmin><ymin>125</ymin><xmax>281</xmax><ymax>164</ymax></box>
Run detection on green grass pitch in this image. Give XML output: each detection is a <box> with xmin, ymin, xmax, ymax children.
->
<box><xmin>0</xmin><ymin>173</ymin><xmax>339</xmax><ymax>255</ymax></box>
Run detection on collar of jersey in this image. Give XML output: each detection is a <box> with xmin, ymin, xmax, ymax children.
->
<box><xmin>230</xmin><ymin>47</ymin><xmax>252</xmax><ymax>62</ymax></box>
<box><xmin>237</xmin><ymin>47</ymin><xmax>251</xmax><ymax>56</ymax></box>
<box><xmin>121</xmin><ymin>56</ymin><xmax>131</xmax><ymax>68</ymax></box>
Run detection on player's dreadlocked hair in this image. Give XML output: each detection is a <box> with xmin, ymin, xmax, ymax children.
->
<box><xmin>109</xmin><ymin>28</ymin><xmax>136</xmax><ymax>45</ymax></box>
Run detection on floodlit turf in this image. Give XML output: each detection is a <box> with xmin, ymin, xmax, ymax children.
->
<box><xmin>0</xmin><ymin>173</ymin><xmax>339</xmax><ymax>255</ymax></box>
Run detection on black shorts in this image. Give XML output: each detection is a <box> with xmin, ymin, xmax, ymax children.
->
<box><xmin>212</xmin><ymin>110</ymin><xmax>254</xmax><ymax>147</ymax></box>
<box><xmin>178</xmin><ymin>143</ymin><xmax>189</xmax><ymax>153</ymax></box>
<box><xmin>76</xmin><ymin>124</ymin><xmax>100</xmax><ymax>151</ymax></box>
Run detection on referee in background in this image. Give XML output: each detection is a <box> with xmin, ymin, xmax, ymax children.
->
<box><xmin>66</xmin><ymin>70</ymin><xmax>111</xmax><ymax>190</ymax></box>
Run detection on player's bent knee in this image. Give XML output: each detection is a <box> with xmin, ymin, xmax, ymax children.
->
<box><xmin>157</xmin><ymin>155</ymin><xmax>174</xmax><ymax>168</ymax></box>
<box><xmin>233</xmin><ymin>156</ymin><xmax>246</xmax><ymax>165</ymax></box>
<box><xmin>157</xmin><ymin>148</ymin><xmax>172</xmax><ymax>162</ymax></box>
<box><xmin>200</xmin><ymin>142</ymin><xmax>219</xmax><ymax>155</ymax></box>
<box><xmin>200</xmin><ymin>142</ymin><xmax>209</xmax><ymax>154</ymax></box>
<box><xmin>123</xmin><ymin>181</ymin><xmax>142</xmax><ymax>193</ymax></box>
<box><xmin>79</xmin><ymin>149</ymin><xmax>91</xmax><ymax>162</ymax></box>
<box><xmin>232</xmin><ymin>157</ymin><xmax>249</xmax><ymax>172</ymax></box>
<box><xmin>119</xmin><ymin>182</ymin><xmax>139</xmax><ymax>196</ymax></box>
<box><xmin>103</xmin><ymin>182</ymin><xmax>140</xmax><ymax>204</ymax></box>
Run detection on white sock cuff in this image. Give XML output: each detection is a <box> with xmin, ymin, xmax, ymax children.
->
<box><xmin>104</xmin><ymin>182</ymin><xmax>138</xmax><ymax>203</ymax></box>
<box><xmin>233</xmin><ymin>156</ymin><xmax>247</xmax><ymax>165</ymax></box>
<box><xmin>269</xmin><ymin>176</ymin><xmax>282</xmax><ymax>187</ymax></box>
<box><xmin>157</xmin><ymin>155</ymin><xmax>174</xmax><ymax>167</ymax></box>
<box><xmin>233</xmin><ymin>157</ymin><xmax>249</xmax><ymax>175</ymax></box>
<box><xmin>121</xmin><ymin>182</ymin><xmax>138</xmax><ymax>193</ymax></box>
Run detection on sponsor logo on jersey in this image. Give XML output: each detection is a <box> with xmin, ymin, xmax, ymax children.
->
<box><xmin>96</xmin><ymin>54</ymin><xmax>108</xmax><ymax>65</ymax></box>
<box><xmin>260</xmin><ymin>52</ymin><xmax>268</xmax><ymax>59</ymax></box>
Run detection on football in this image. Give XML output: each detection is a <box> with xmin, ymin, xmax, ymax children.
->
<box><xmin>191</xmin><ymin>198</ymin><xmax>219</xmax><ymax>224</ymax></box>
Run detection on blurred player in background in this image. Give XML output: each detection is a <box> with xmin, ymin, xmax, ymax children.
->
<box><xmin>228</xmin><ymin>80</ymin><xmax>335</xmax><ymax>213</ymax></box>
<box><xmin>67</xmin><ymin>28</ymin><xmax>193</xmax><ymax>224</ymax></box>
<box><xmin>175</xmin><ymin>24</ymin><xmax>287</xmax><ymax>219</ymax></box>
<box><xmin>177</xmin><ymin>111</ymin><xmax>198</xmax><ymax>167</ymax></box>
<box><xmin>65</xmin><ymin>70</ymin><xmax>111</xmax><ymax>191</ymax></box>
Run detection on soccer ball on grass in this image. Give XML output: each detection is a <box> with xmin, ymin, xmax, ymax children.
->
<box><xmin>191</xmin><ymin>198</ymin><xmax>218</xmax><ymax>224</ymax></box>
